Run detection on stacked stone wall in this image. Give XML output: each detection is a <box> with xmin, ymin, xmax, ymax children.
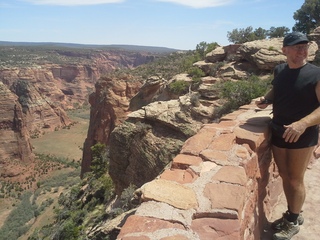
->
<box><xmin>116</xmin><ymin>101</ymin><xmax>283</xmax><ymax>240</ymax></box>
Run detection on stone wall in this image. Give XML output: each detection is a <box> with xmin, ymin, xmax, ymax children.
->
<box><xmin>116</xmin><ymin>100</ymin><xmax>284</xmax><ymax>240</ymax></box>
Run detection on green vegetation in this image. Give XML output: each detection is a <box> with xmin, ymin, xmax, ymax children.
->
<box><xmin>195</xmin><ymin>41</ymin><xmax>219</xmax><ymax>58</ymax></box>
<box><xmin>0</xmin><ymin>44</ymin><xmax>175</xmax><ymax>68</ymax></box>
<box><xmin>227</xmin><ymin>26</ymin><xmax>290</xmax><ymax>44</ymax></box>
<box><xmin>27</xmin><ymin>143</ymin><xmax>136</xmax><ymax>240</ymax></box>
<box><xmin>0</xmin><ymin>167</ymin><xmax>80</xmax><ymax>240</ymax></box>
<box><xmin>227</xmin><ymin>0</ymin><xmax>320</xmax><ymax>44</ymax></box>
<box><xmin>168</xmin><ymin>80</ymin><xmax>190</xmax><ymax>95</ymax></box>
<box><xmin>293</xmin><ymin>0</ymin><xmax>320</xmax><ymax>33</ymax></box>
<box><xmin>215</xmin><ymin>75</ymin><xmax>272</xmax><ymax>116</ymax></box>
<box><xmin>90</xmin><ymin>143</ymin><xmax>108</xmax><ymax>178</ymax></box>
<box><xmin>108</xmin><ymin>41</ymin><xmax>217</xmax><ymax>81</ymax></box>
<box><xmin>0</xmin><ymin>192</ymin><xmax>36</xmax><ymax>239</ymax></box>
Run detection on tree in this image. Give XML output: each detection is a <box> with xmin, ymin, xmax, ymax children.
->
<box><xmin>90</xmin><ymin>143</ymin><xmax>108</xmax><ymax>178</ymax></box>
<box><xmin>227</xmin><ymin>26</ymin><xmax>256</xmax><ymax>44</ymax></box>
<box><xmin>254</xmin><ymin>27</ymin><xmax>268</xmax><ymax>40</ymax></box>
<box><xmin>227</xmin><ymin>26</ymin><xmax>270</xmax><ymax>44</ymax></box>
<box><xmin>195</xmin><ymin>41</ymin><xmax>219</xmax><ymax>58</ymax></box>
<box><xmin>227</xmin><ymin>26</ymin><xmax>292</xmax><ymax>44</ymax></box>
<box><xmin>293</xmin><ymin>0</ymin><xmax>320</xmax><ymax>33</ymax></box>
<box><xmin>268</xmin><ymin>26</ymin><xmax>290</xmax><ymax>38</ymax></box>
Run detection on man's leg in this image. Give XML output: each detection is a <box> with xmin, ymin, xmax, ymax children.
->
<box><xmin>271</xmin><ymin>146</ymin><xmax>313</xmax><ymax>239</ymax></box>
<box><xmin>285</xmin><ymin>147</ymin><xmax>313</xmax><ymax>213</ymax></box>
<box><xmin>272</xmin><ymin>145</ymin><xmax>313</xmax><ymax>214</ymax></box>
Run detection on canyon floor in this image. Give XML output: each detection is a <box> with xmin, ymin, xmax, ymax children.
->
<box><xmin>31</xmin><ymin>108</ymin><xmax>90</xmax><ymax>160</ymax></box>
<box><xmin>0</xmin><ymin>108</ymin><xmax>90</xmax><ymax>239</ymax></box>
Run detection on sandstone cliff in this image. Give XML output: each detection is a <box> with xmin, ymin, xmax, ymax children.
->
<box><xmin>0</xmin><ymin>82</ymin><xmax>33</xmax><ymax>173</ymax></box>
<box><xmin>0</xmin><ymin>46</ymin><xmax>159</xmax><ymax>181</ymax></box>
<box><xmin>81</xmin><ymin>76</ymin><xmax>143</xmax><ymax>177</ymax></box>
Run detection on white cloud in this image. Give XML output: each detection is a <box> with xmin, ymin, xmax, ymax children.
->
<box><xmin>154</xmin><ymin>0</ymin><xmax>235</xmax><ymax>8</ymax></box>
<box><xmin>22</xmin><ymin>0</ymin><xmax>124</xmax><ymax>6</ymax></box>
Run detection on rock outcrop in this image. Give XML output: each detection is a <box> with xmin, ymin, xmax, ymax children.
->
<box><xmin>0</xmin><ymin>82</ymin><xmax>33</xmax><ymax>165</ymax></box>
<box><xmin>196</xmin><ymin>37</ymin><xmax>319</xmax><ymax>81</ymax></box>
<box><xmin>80</xmin><ymin>76</ymin><xmax>142</xmax><ymax>177</ymax></box>
<box><xmin>109</xmin><ymin>95</ymin><xmax>205</xmax><ymax>195</ymax></box>
<box><xmin>10</xmin><ymin>79</ymin><xmax>71</xmax><ymax>134</ymax></box>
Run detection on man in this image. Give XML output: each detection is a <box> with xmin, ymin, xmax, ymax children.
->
<box><xmin>256</xmin><ymin>32</ymin><xmax>320</xmax><ymax>239</ymax></box>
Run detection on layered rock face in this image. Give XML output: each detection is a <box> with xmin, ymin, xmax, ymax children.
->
<box><xmin>81</xmin><ymin>76</ymin><xmax>143</xmax><ymax>177</ymax></box>
<box><xmin>0</xmin><ymin>47</ymin><xmax>154</xmax><ymax>176</ymax></box>
<box><xmin>10</xmin><ymin>80</ymin><xmax>71</xmax><ymax>134</ymax></box>
<box><xmin>109</xmin><ymin>96</ymin><xmax>205</xmax><ymax>195</ymax></box>
<box><xmin>0</xmin><ymin>64</ymin><xmax>100</xmax><ymax>110</ymax></box>
<box><xmin>0</xmin><ymin>82</ymin><xmax>33</xmax><ymax>165</ymax></box>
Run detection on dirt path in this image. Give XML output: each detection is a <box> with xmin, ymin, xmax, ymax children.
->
<box><xmin>261</xmin><ymin>159</ymin><xmax>320</xmax><ymax>240</ymax></box>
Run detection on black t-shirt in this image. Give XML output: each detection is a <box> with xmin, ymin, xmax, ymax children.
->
<box><xmin>272</xmin><ymin>63</ymin><xmax>320</xmax><ymax>125</ymax></box>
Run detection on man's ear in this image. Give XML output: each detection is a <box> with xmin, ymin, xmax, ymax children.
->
<box><xmin>282</xmin><ymin>47</ymin><xmax>286</xmax><ymax>55</ymax></box>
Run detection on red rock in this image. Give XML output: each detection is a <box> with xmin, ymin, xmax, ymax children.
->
<box><xmin>181</xmin><ymin>127</ymin><xmax>217</xmax><ymax>155</ymax></box>
<box><xmin>208</xmin><ymin>133</ymin><xmax>236</xmax><ymax>151</ymax></box>
<box><xmin>204</xmin><ymin>182</ymin><xmax>246</xmax><ymax>214</ymax></box>
<box><xmin>172</xmin><ymin>154</ymin><xmax>202</xmax><ymax>168</ymax></box>
<box><xmin>200</xmin><ymin>149</ymin><xmax>228</xmax><ymax>163</ymax></box>
<box><xmin>212</xmin><ymin>166</ymin><xmax>247</xmax><ymax>186</ymax></box>
<box><xmin>234</xmin><ymin>121</ymin><xmax>269</xmax><ymax>151</ymax></box>
<box><xmin>160</xmin><ymin>168</ymin><xmax>198</xmax><ymax>184</ymax></box>
<box><xmin>117</xmin><ymin>215</ymin><xmax>184</xmax><ymax>239</ymax></box>
<box><xmin>191</xmin><ymin>218</ymin><xmax>241</xmax><ymax>239</ymax></box>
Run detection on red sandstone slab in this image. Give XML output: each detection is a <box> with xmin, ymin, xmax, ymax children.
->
<box><xmin>191</xmin><ymin>217</ymin><xmax>241</xmax><ymax>239</ymax></box>
<box><xmin>160</xmin><ymin>168</ymin><xmax>198</xmax><ymax>184</ymax></box>
<box><xmin>181</xmin><ymin>128</ymin><xmax>217</xmax><ymax>155</ymax></box>
<box><xmin>212</xmin><ymin>165</ymin><xmax>247</xmax><ymax>186</ymax></box>
<box><xmin>172</xmin><ymin>154</ymin><xmax>202</xmax><ymax>168</ymax></box>
<box><xmin>200</xmin><ymin>149</ymin><xmax>228</xmax><ymax>164</ymax></box>
<box><xmin>203</xmin><ymin>120</ymin><xmax>238</xmax><ymax>132</ymax></box>
<box><xmin>204</xmin><ymin>182</ymin><xmax>246</xmax><ymax>214</ymax></box>
<box><xmin>117</xmin><ymin>215</ymin><xmax>185</xmax><ymax>239</ymax></box>
<box><xmin>234</xmin><ymin>124</ymin><xmax>265</xmax><ymax>151</ymax></box>
<box><xmin>208</xmin><ymin>133</ymin><xmax>236</xmax><ymax>151</ymax></box>
<box><xmin>220</xmin><ymin>109</ymin><xmax>246</xmax><ymax>121</ymax></box>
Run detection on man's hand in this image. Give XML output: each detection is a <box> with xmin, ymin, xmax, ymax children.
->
<box><xmin>283</xmin><ymin>121</ymin><xmax>307</xmax><ymax>143</ymax></box>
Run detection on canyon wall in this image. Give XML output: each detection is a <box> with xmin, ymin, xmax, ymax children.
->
<box><xmin>0</xmin><ymin>82</ymin><xmax>33</xmax><ymax>176</ymax></box>
<box><xmin>0</xmin><ymin>47</ymin><xmax>156</xmax><ymax>176</ymax></box>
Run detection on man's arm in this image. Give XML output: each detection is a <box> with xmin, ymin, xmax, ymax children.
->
<box><xmin>299</xmin><ymin>81</ymin><xmax>320</xmax><ymax>127</ymax></box>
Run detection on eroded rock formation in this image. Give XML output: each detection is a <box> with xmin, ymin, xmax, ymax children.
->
<box><xmin>0</xmin><ymin>47</ymin><xmax>157</xmax><ymax>180</ymax></box>
<box><xmin>0</xmin><ymin>82</ymin><xmax>33</xmax><ymax>166</ymax></box>
<box><xmin>81</xmin><ymin>76</ymin><xmax>142</xmax><ymax>177</ymax></box>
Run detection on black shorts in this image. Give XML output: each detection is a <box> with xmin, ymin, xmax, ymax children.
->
<box><xmin>271</xmin><ymin>121</ymin><xmax>319</xmax><ymax>149</ymax></box>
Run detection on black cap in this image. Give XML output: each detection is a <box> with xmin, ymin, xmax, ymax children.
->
<box><xmin>283</xmin><ymin>32</ymin><xmax>309</xmax><ymax>47</ymax></box>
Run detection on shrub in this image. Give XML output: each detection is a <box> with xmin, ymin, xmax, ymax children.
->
<box><xmin>90</xmin><ymin>143</ymin><xmax>108</xmax><ymax>178</ymax></box>
<box><xmin>216</xmin><ymin>75</ymin><xmax>272</xmax><ymax>114</ymax></box>
<box><xmin>168</xmin><ymin>80</ymin><xmax>190</xmax><ymax>95</ymax></box>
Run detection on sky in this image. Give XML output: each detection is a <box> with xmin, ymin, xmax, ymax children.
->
<box><xmin>0</xmin><ymin>0</ymin><xmax>306</xmax><ymax>50</ymax></box>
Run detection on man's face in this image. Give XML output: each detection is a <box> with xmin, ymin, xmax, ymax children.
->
<box><xmin>282</xmin><ymin>43</ymin><xmax>309</xmax><ymax>66</ymax></box>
